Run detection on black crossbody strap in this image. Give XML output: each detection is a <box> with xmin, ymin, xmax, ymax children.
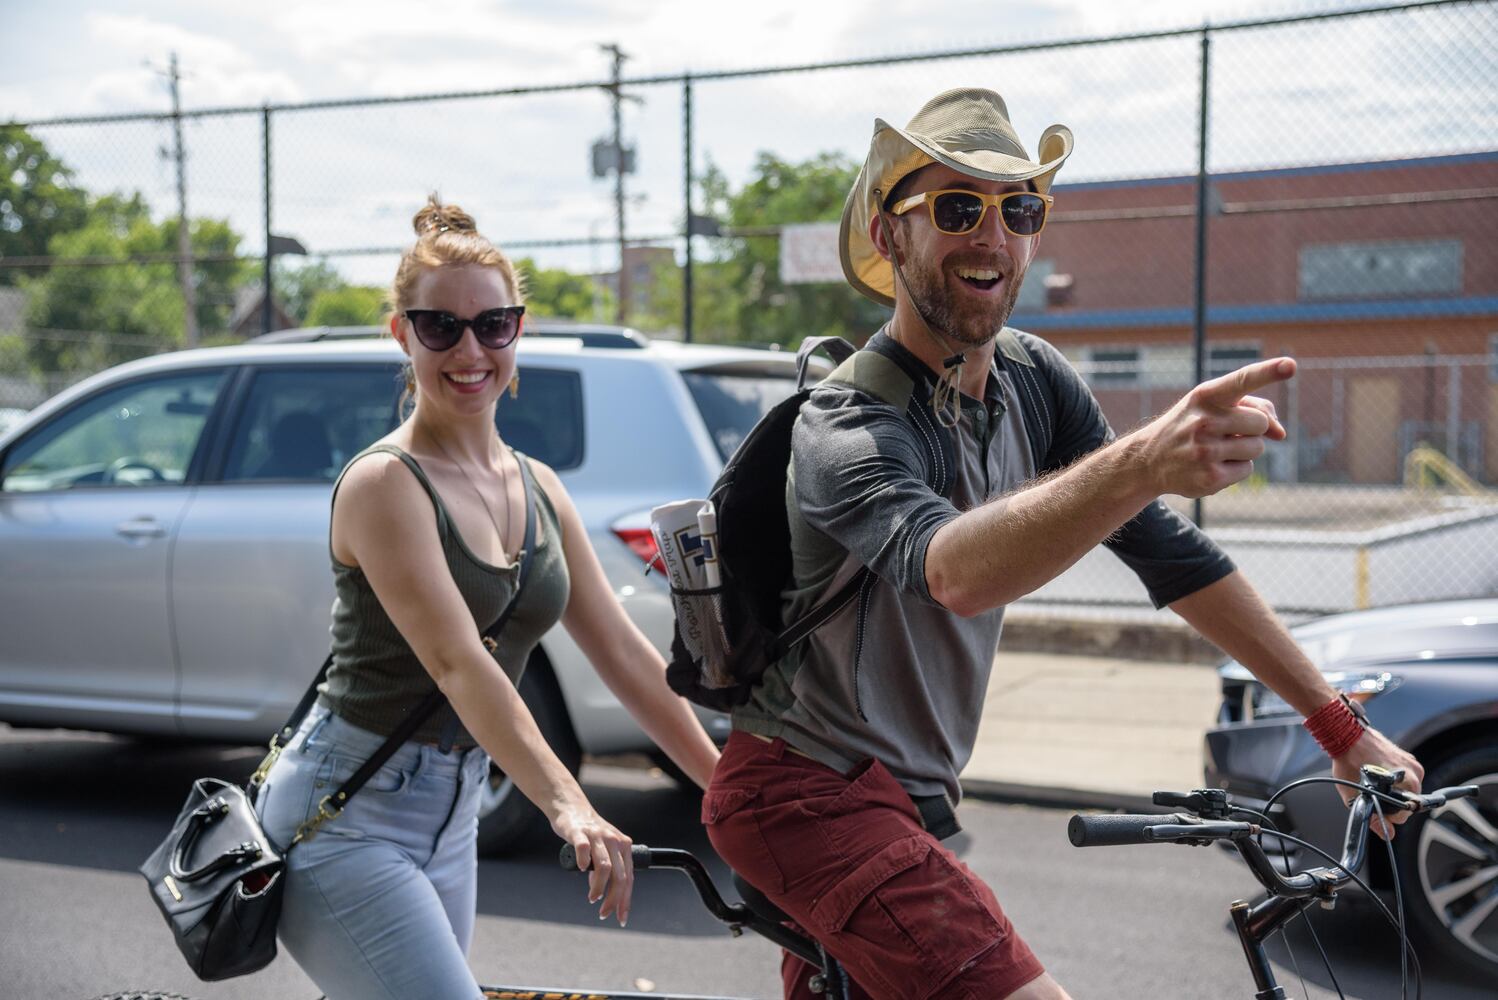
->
<box><xmin>266</xmin><ymin>451</ymin><xmax>541</xmax><ymax>847</ymax></box>
<box><xmin>271</xmin><ymin>654</ymin><xmax>334</xmax><ymax>751</ymax></box>
<box><xmin>326</xmin><ymin>453</ymin><xmax>540</xmax><ymax>810</ymax></box>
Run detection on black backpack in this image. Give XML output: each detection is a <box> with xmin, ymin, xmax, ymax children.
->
<box><xmin>664</xmin><ymin>330</ymin><xmax>1056</xmax><ymax>712</ymax></box>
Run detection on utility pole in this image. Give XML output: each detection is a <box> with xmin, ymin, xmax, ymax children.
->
<box><xmin>601</xmin><ymin>44</ymin><xmax>629</xmax><ymax>324</ymax></box>
<box><xmin>167</xmin><ymin>53</ymin><xmax>198</xmax><ymax>348</ymax></box>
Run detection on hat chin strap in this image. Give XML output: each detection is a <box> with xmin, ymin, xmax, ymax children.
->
<box><xmin>875</xmin><ymin>197</ymin><xmax>967</xmax><ymax>429</ymax></box>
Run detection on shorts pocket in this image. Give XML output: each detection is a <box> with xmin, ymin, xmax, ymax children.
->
<box><xmin>701</xmin><ymin>784</ymin><xmax>757</xmax><ymax>825</ymax></box>
<box><xmin>701</xmin><ymin>783</ymin><xmax>786</xmax><ymax>895</ymax></box>
<box><xmin>809</xmin><ymin>836</ymin><xmax>1006</xmax><ymax>1000</ymax></box>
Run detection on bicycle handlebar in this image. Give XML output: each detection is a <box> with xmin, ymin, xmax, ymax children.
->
<box><xmin>1069</xmin><ymin>770</ymin><xmax>1477</xmax><ymax>902</ymax></box>
<box><xmin>558</xmin><ymin>842</ymin><xmax>656</xmax><ymax>871</ymax></box>
<box><xmin>557</xmin><ymin>842</ymin><xmax>826</xmax><ymax>968</ymax></box>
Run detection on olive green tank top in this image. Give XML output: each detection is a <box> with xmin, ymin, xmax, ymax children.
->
<box><xmin>317</xmin><ymin>444</ymin><xmax>570</xmax><ymax>747</ymax></box>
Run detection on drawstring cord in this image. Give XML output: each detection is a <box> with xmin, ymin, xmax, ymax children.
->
<box><xmin>875</xmin><ymin>193</ymin><xmax>966</xmax><ymax>429</ymax></box>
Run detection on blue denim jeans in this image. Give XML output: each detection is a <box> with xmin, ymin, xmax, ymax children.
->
<box><xmin>256</xmin><ymin>705</ymin><xmax>490</xmax><ymax>1000</ymax></box>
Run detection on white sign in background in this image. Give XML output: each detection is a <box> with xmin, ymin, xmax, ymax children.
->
<box><xmin>778</xmin><ymin>222</ymin><xmax>844</xmax><ymax>285</ymax></box>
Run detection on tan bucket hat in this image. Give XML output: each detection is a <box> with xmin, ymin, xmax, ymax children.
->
<box><xmin>839</xmin><ymin>87</ymin><xmax>1073</xmax><ymax>307</ymax></box>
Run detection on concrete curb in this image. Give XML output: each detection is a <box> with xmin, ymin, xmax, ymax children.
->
<box><xmin>959</xmin><ymin>778</ymin><xmax>1168</xmax><ymax>815</ymax></box>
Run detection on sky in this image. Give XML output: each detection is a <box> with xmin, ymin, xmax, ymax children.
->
<box><xmin>4</xmin><ymin>0</ymin><xmax>1493</xmax><ymax>285</ymax></box>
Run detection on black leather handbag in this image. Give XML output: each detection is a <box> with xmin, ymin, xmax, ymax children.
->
<box><xmin>139</xmin><ymin>457</ymin><xmax>539</xmax><ymax>981</ymax></box>
<box><xmin>138</xmin><ymin>776</ymin><xmax>288</xmax><ymax>980</ymax></box>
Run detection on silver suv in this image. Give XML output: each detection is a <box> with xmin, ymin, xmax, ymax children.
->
<box><xmin>0</xmin><ymin>323</ymin><xmax>810</xmax><ymax>852</ymax></box>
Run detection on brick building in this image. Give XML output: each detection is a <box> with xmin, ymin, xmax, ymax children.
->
<box><xmin>1010</xmin><ymin>152</ymin><xmax>1498</xmax><ymax>485</ymax></box>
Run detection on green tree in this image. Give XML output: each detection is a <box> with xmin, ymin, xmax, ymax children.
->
<box><xmin>517</xmin><ymin>258</ymin><xmax>612</xmax><ymax>320</ymax></box>
<box><xmin>275</xmin><ymin>258</ymin><xmax>351</xmax><ymax>323</ymax></box>
<box><xmin>0</xmin><ymin>125</ymin><xmax>88</xmax><ymax>287</ymax></box>
<box><xmin>23</xmin><ymin>193</ymin><xmax>253</xmax><ymax>372</ymax></box>
<box><xmin>660</xmin><ymin>152</ymin><xmax>888</xmax><ymax>347</ymax></box>
<box><xmin>305</xmin><ymin>285</ymin><xmax>386</xmax><ymax>327</ymax></box>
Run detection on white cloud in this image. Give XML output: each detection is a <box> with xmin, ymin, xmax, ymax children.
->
<box><xmin>78</xmin><ymin>12</ymin><xmax>303</xmax><ymax>110</ymax></box>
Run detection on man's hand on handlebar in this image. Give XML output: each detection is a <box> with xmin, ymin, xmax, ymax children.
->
<box><xmin>1331</xmin><ymin>728</ymin><xmax>1425</xmax><ymax>840</ymax></box>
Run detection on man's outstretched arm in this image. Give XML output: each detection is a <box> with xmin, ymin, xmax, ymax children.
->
<box><xmin>927</xmin><ymin>358</ymin><xmax>1293</xmax><ymax>616</ymax></box>
<box><xmin>1170</xmin><ymin>570</ymin><xmax>1425</xmax><ymax>836</ymax></box>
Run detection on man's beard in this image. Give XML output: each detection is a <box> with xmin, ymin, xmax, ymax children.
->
<box><xmin>902</xmin><ymin>252</ymin><xmax>1024</xmax><ymax>347</ymax></box>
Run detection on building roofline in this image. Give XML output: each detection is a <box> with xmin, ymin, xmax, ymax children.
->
<box><xmin>1012</xmin><ymin>294</ymin><xmax>1498</xmax><ymax>331</ymax></box>
<box><xmin>1055</xmin><ymin>150</ymin><xmax>1498</xmax><ymax>193</ymax></box>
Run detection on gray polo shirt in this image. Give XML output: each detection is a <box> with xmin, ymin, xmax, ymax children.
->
<box><xmin>734</xmin><ymin>340</ymin><xmax>1035</xmax><ymax>804</ymax></box>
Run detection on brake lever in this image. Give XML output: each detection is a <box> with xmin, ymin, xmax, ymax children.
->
<box><xmin>1152</xmin><ymin>788</ymin><xmax>1233</xmax><ymax>820</ymax></box>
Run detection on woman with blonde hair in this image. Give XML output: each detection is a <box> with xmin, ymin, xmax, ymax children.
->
<box><xmin>254</xmin><ymin>195</ymin><xmax>720</xmax><ymax>998</ymax></box>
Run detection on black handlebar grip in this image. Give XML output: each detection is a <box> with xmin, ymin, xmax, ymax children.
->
<box><xmin>557</xmin><ymin>843</ymin><xmax>655</xmax><ymax>871</ymax></box>
<box><xmin>1069</xmin><ymin>813</ymin><xmax>1183</xmax><ymax>847</ymax></box>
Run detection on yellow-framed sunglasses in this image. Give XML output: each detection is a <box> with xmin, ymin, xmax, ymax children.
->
<box><xmin>891</xmin><ymin>188</ymin><xmax>1054</xmax><ymax>237</ymax></box>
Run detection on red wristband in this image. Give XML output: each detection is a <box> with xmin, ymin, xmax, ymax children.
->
<box><xmin>1303</xmin><ymin>695</ymin><xmax>1367</xmax><ymax>758</ymax></box>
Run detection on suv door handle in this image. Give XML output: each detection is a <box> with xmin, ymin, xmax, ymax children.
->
<box><xmin>116</xmin><ymin>517</ymin><xmax>167</xmax><ymax>539</ymax></box>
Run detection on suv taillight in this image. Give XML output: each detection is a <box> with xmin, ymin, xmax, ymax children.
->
<box><xmin>612</xmin><ymin>527</ymin><xmax>660</xmax><ymax>566</ymax></box>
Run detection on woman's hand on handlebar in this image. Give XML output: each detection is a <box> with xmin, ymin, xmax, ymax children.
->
<box><xmin>1332</xmin><ymin>727</ymin><xmax>1425</xmax><ymax>840</ymax></box>
<box><xmin>553</xmin><ymin>804</ymin><xmax>635</xmax><ymax>926</ymax></box>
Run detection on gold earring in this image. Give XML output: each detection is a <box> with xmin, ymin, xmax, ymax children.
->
<box><xmin>508</xmin><ymin>373</ymin><xmax>520</xmax><ymax>399</ymax></box>
<box><xmin>404</xmin><ymin>369</ymin><xmax>416</xmax><ymax>395</ymax></box>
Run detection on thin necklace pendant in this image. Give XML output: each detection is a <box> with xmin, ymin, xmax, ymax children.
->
<box><xmin>431</xmin><ymin>431</ymin><xmax>515</xmax><ymax>564</ymax></box>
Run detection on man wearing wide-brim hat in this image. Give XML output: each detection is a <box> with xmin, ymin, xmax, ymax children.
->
<box><xmin>704</xmin><ymin>88</ymin><xmax>1424</xmax><ymax>999</ymax></box>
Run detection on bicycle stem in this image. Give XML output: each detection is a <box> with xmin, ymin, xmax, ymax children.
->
<box><xmin>1227</xmin><ymin>786</ymin><xmax>1385</xmax><ymax>998</ymax></box>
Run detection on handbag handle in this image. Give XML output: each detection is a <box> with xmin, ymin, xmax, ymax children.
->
<box><xmin>169</xmin><ymin>796</ymin><xmax>263</xmax><ymax>882</ymax></box>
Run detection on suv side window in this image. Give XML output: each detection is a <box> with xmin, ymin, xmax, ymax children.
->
<box><xmin>0</xmin><ymin>370</ymin><xmax>228</xmax><ymax>493</ymax></box>
<box><xmin>497</xmin><ymin>366</ymin><xmax>584</xmax><ymax>470</ymax></box>
<box><xmin>221</xmin><ymin>366</ymin><xmax>402</xmax><ymax>482</ymax></box>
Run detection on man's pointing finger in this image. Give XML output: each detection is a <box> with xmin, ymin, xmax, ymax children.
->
<box><xmin>1196</xmin><ymin>357</ymin><xmax>1296</xmax><ymax>406</ymax></box>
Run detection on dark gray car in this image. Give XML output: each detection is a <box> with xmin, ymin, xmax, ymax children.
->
<box><xmin>1203</xmin><ymin>599</ymin><xmax>1498</xmax><ymax>980</ymax></box>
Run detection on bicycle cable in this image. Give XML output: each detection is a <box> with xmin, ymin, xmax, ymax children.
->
<box><xmin>1232</xmin><ymin>804</ymin><xmax>1346</xmax><ymax>1000</ymax></box>
<box><xmin>1250</xmin><ymin>825</ymin><xmax>1423</xmax><ymax>998</ymax></box>
<box><xmin>1372</xmin><ymin>794</ymin><xmax>1411</xmax><ymax>1000</ymax></box>
<box><xmin>1244</xmin><ymin>776</ymin><xmax>1425</xmax><ymax>1000</ymax></box>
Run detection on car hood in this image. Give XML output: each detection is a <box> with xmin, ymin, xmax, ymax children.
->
<box><xmin>1219</xmin><ymin>599</ymin><xmax>1498</xmax><ymax>680</ymax></box>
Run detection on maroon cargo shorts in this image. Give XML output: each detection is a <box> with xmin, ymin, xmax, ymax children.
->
<box><xmin>702</xmin><ymin>731</ymin><xmax>1045</xmax><ymax>1000</ymax></box>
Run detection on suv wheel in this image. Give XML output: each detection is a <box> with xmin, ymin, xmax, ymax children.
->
<box><xmin>1395</xmin><ymin>740</ymin><xmax>1498</xmax><ymax>980</ymax></box>
<box><xmin>475</xmin><ymin>654</ymin><xmax>580</xmax><ymax>855</ymax></box>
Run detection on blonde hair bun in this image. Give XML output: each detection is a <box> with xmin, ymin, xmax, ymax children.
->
<box><xmin>413</xmin><ymin>194</ymin><xmax>478</xmax><ymax>237</ymax></box>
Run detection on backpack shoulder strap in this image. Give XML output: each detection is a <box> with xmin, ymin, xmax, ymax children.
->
<box><xmin>768</xmin><ymin>336</ymin><xmax>950</xmax><ymax>659</ymax></box>
<box><xmin>994</xmin><ymin>326</ymin><xmax>1057</xmax><ymax>467</ymax></box>
<box><xmin>824</xmin><ymin>349</ymin><xmax>916</xmax><ymax>410</ymax></box>
<box><xmin>796</xmin><ymin>335</ymin><xmax>858</xmax><ymax>391</ymax></box>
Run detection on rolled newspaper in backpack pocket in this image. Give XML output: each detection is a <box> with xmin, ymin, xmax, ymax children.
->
<box><xmin>651</xmin><ymin>499</ymin><xmax>734</xmax><ymax>689</ymax></box>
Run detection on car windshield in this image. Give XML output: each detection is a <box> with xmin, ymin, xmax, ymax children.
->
<box><xmin>681</xmin><ymin>369</ymin><xmax>799</xmax><ymax>462</ymax></box>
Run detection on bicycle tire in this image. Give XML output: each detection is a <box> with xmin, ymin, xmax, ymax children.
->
<box><xmin>83</xmin><ymin>992</ymin><xmax>199</xmax><ymax>1000</ymax></box>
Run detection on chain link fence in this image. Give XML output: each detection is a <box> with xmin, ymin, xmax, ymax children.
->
<box><xmin>4</xmin><ymin>0</ymin><xmax>1496</xmax><ymax>620</ymax></box>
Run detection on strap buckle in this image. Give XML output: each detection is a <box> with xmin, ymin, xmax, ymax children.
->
<box><xmin>248</xmin><ymin>736</ymin><xmax>284</xmax><ymax>788</ymax></box>
<box><xmin>292</xmin><ymin>793</ymin><xmax>346</xmax><ymax>844</ymax></box>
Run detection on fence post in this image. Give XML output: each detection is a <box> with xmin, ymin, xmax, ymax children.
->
<box><xmin>262</xmin><ymin>105</ymin><xmax>273</xmax><ymax>337</ymax></box>
<box><xmin>683</xmin><ymin>73</ymin><xmax>694</xmax><ymax>344</ymax></box>
<box><xmin>1192</xmin><ymin>26</ymin><xmax>1212</xmax><ymax>527</ymax></box>
<box><xmin>1446</xmin><ymin>360</ymin><xmax>1461</xmax><ymax>466</ymax></box>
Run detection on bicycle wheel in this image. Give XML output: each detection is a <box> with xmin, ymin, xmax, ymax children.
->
<box><xmin>84</xmin><ymin>992</ymin><xmax>199</xmax><ymax>1000</ymax></box>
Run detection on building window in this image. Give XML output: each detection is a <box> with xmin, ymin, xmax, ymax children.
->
<box><xmin>1299</xmin><ymin>239</ymin><xmax>1462</xmax><ymax>301</ymax></box>
<box><xmin>1208</xmin><ymin>344</ymin><xmax>1262</xmax><ymax>378</ymax></box>
<box><xmin>1088</xmin><ymin>347</ymin><xmax>1140</xmax><ymax>386</ymax></box>
<box><xmin>1014</xmin><ymin>259</ymin><xmax>1055</xmax><ymax>312</ymax></box>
